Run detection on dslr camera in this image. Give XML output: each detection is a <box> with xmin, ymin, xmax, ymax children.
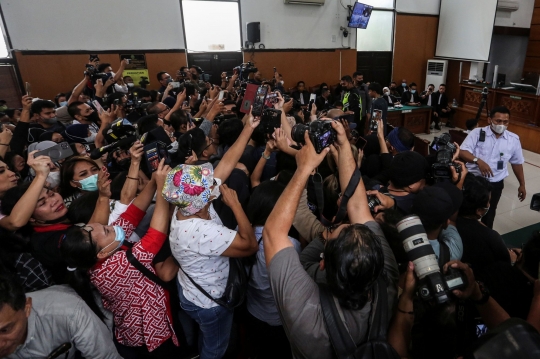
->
<box><xmin>431</xmin><ymin>132</ymin><xmax>461</xmax><ymax>180</ymax></box>
<box><xmin>105</xmin><ymin>118</ymin><xmax>137</xmax><ymax>146</ymax></box>
<box><xmin>397</xmin><ymin>215</ymin><xmax>468</xmax><ymax>304</ymax></box>
<box><xmin>84</xmin><ymin>64</ymin><xmax>109</xmax><ymax>84</ymax></box>
<box><xmin>291</xmin><ymin>120</ymin><xmax>336</xmax><ymax>154</ymax></box>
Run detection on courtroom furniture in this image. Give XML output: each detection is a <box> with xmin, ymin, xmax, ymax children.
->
<box><xmin>453</xmin><ymin>83</ymin><xmax>540</xmax><ymax>154</ymax></box>
<box><xmin>449</xmin><ymin>129</ymin><xmax>468</xmax><ymax>146</ymax></box>
<box><xmin>387</xmin><ymin>105</ymin><xmax>433</xmax><ymax>134</ymax></box>
<box><xmin>413</xmin><ymin>136</ymin><xmax>431</xmax><ymax>157</ymax></box>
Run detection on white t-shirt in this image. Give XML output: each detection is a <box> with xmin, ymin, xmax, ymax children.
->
<box><xmin>170</xmin><ymin>204</ymin><xmax>236</xmax><ymax>309</ymax></box>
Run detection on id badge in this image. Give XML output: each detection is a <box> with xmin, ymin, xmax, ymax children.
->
<box><xmin>497</xmin><ymin>160</ymin><xmax>504</xmax><ymax>170</ymax></box>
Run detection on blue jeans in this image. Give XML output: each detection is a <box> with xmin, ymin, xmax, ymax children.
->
<box><xmin>178</xmin><ymin>282</ymin><xmax>234</xmax><ymax>359</ymax></box>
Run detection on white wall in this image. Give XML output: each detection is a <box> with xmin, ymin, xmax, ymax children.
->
<box><xmin>395</xmin><ymin>0</ymin><xmax>440</xmax><ymax>15</ymax></box>
<box><xmin>239</xmin><ymin>0</ymin><xmax>355</xmax><ymax>49</ymax></box>
<box><xmin>1</xmin><ymin>0</ymin><xmax>186</xmax><ymax>51</ymax></box>
<box><xmin>495</xmin><ymin>0</ymin><xmax>535</xmax><ymax>28</ymax></box>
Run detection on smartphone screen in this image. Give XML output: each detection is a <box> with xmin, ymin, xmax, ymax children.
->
<box><xmin>319</xmin><ymin>130</ymin><xmax>333</xmax><ymax>148</ymax></box>
<box><xmin>35</xmin><ymin>142</ymin><xmax>74</xmax><ymax>162</ymax></box>
<box><xmin>171</xmin><ymin>82</ymin><xmax>180</xmax><ymax>89</ymax></box>
<box><xmin>25</xmin><ymin>82</ymin><xmax>31</xmax><ymax>97</ymax></box>
<box><xmin>373</xmin><ymin>109</ymin><xmax>382</xmax><ymax>120</ymax></box>
<box><xmin>145</xmin><ymin>143</ymin><xmax>161</xmax><ymax>172</ymax></box>
<box><xmin>92</xmin><ymin>100</ymin><xmax>105</xmax><ymax>115</ymax></box>
<box><xmin>310</xmin><ymin>93</ymin><xmax>316</xmax><ymax>102</ymax></box>
<box><xmin>218</xmin><ymin>90</ymin><xmax>225</xmax><ymax>101</ymax></box>
<box><xmin>252</xmin><ymin>86</ymin><xmax>268</xmax><ymax>117</ymax></box>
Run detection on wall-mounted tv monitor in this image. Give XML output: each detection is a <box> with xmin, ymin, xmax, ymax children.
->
<box><xmin>348</xmin><ymin>2</ymin><xmax>373</xmax><ymax>29</ymax></box>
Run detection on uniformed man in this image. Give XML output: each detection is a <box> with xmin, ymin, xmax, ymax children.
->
<box><xmin>460</xmin><ymin>106</ymin><xmax>526</xmax><ymax>229</ymax></box>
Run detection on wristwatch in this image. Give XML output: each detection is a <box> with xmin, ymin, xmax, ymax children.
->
<box><xmin>471</xmin><ymin>281</ymin><xmax>490</xmax><ymax>305</ymax></box>
<box><xmin>473</xmin><ymin>157</ymin><xmax>478</xmax><ymax>164</ymax></box>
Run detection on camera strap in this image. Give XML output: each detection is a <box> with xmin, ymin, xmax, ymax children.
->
<box><xmin>333</xmin><ymin>168</ymin><xmax>362</xmax><ymax>225</ymax></box>
<box><xmin>313</xmin><ymin>172</ymin><xmax>325</xmax><ymax>220</ymax></box>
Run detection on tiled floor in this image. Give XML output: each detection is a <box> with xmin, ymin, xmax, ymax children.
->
<box><xmin>416</xmin><ymin>126</ymin><xmax>540</xmax><ymax>235</ymax></box>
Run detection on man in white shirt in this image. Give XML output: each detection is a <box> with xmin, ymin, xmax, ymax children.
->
<box><xmin>460</xmin><ymin>106</ymin><xmax>526</xmax><ymax>229</ymax></box>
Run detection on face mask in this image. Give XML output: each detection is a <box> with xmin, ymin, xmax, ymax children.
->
<box><xmin>168</xmin><ymin>140</ymin><xmax>178</xmax><ymax>153</ymax></box>
<box><xmin>479</xmin><ymin>206</ymin><xmax>490</xmax><ymax>219</ymax></box>
<box><xmin>402</xmin><ymin>83</ymin><xmax>407</xmax><ymax>87</ymax></box>
<box><xmin>384</xmin><ymin>91</ymin><xmax>390</xmax><ymax>96</ymax></box>
<box><xmin>210</xmin><ymin>178</ymin><xmax>222</xmax><ymax>200</ymax></box>
<box><xmin>42</xmin><ymin>117</ymin><xmax>58</xmax><ymax>125</ymax></box>
<box><xmin>411</xmin><ymin>90</ymin><xmax>416</xmax><ymax>94</ymax></box>
<box><xmin>100</xmin><ymin>226</ymin><xmax>126</xmax><ymax>254</ymax></box>
<box><xmin>491</xmin><ymin>124</ymin><xmax>507</xmax><ymax>134</ymax></box>
<box><xmin>127</xmin><ymin>83</ymin><xmax>134</xmax><ymax>88</ymax></box>
<box><xmin>357</xmin><ymin>80</ymin><xmax>364</xmax><ymax>86</ymax></box>
<box><xmin>59</xmin><ymin>101</ymin><xmax>68</xmax><ymax>107</ymax></box>
<box><xmin>110</xmin><ymin>72</ymin><xmax>116</xmax><ymax>78</ymax></box>
<box><xmin>46</xmin><ymin>171</ymin><xmax>61</xmax><ymax>188</ymax></box>
<box><xmin>75</xmin><ymin>173</ymin><xmax>98</xmax><ymax>191</ymax></box>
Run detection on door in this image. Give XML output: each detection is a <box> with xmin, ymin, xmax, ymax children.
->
<box><xmin>187</xmin><ymin>52</ymin><xmax>244</xmax><ymax>85</ymax></box>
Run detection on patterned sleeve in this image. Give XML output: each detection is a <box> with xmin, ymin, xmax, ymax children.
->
<box><xmin>111</xmin><ymin>204</ymin><xmax>146</xmax><ymax>239</ymax></box>
<box><xmin>14</xmin><ymin>253</ymin><xmax>54</xmax><ymax>292</ymax></box>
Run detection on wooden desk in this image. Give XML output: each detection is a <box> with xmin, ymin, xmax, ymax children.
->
<box><xmin>387</xmin><ymin>105</ymin><xmax>432</xmax><ymax>134</ymax></box>
<box><xmin>453</xmin><ymin>84</ymin><xmax>540</xmax><ymax>154</ymax></box>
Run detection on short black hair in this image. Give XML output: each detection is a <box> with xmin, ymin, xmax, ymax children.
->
<box><xmin>341</xmin><ymin>75</ymin><xmax>353</xmax><ymax>83</ymax></box>
<box><xmin>0</xmin><ymin>272</ymin><xmax>26</xmax><ymax>312</ymax></box>
<box><xmin>459</xmin><ymin>174</ymin><xmax>492</xmax><ymax>217</ymax></box>
<box><xmin>157</xmin><ymin>71</ymin><xmax>167</xmax><ymax>82</ymax></box>
<box><xmin>490</xmin><ymin>106</ymin><xmax>510</xmax><ymax>118</ymax></box>
<box><xmin>1</xmin><ymin>183</ymin><xmax>31</xmax><ymax>216</ymax></box>
<box><xmin>67</xmin><ymin>101</ymin><xmax>85</xmax><ymax>118</ymax></box>
<box><xmin>169</xmin><ymin>109</ymin><xmax>188</xmax><ymax>132</ymax></box>
<box><xmin>428</xmin><ymin>84</ymin><xmax>435</xmax><ymax>88</ymax></box>
<box><xmin>54</xmin><ymin>92</ymin><xmax>67</xmax><ymax>107</ymax></box>
<box><xmin>217</xmin><ymin>118</ymin><xmax>243</xmax><ymax>148</ymax></box>
<box><xmin>247</xmin><ymin>181</ymin><xmax>286</xmax><ymax>225</ymax></box>
<box><xmin>353</xmin><ymin>71</ymin><xmax>364</xmax><ymax>77</ymax></box>
<box><xmin>439</xmin><ymin>84</ymin><xmax>446</xmax><ymax>87</ymax></box>
<box><xmin>67</xmin><ymin>191</ymin><xmax>99</xmax><ymax>224</ymax></box>
<box><xmin>137</xmin><ymin>114</ymin><xmax>160</xmax><ymax>136</ymax></box>
<box><xmin>466</xmin><ymin>119</ymin><xmax>478</xmax><ymax>131</ymax></box>
<box><xmin>179</xmin><ymin>127</ymin><xmax>206</xmax><ymax>157</ymax></box>
<box><xmin>409</xmin><ymin>82</ymin><xmax>417</xmax><ymax>87</ymax></box>
<box><xmin>368</xmin><ymin>83</ymin><xmax>382</xmax><ymax>95</ymax></box>
<box><xmin>297</xmin><ymin>81</ymin><xmax>305</xmax><ymax>87</ymax></box>
<box><xmin>5</xmin><ymin>108</ymin><xmax>17</xmax><ymax>119</ymax></box>
<box><xmin>390</xmin><ymin>81</ymin><xmax>397</xmax><ymax>85</ymax></box>
<box><xmin>189</xmin><ymin>65</ymin><xmax>203</xmax><ymax>74</ymax></box>
<box><xmin>97</xmin><ymin>63</ymin><xmax>111</xmax><ymax>73</ymax></box>
<box><xmin>397</xmin><ymin>127</ymin><xmax>415</xmax><ymax>149</ymax></box>
<box><xmin>30</xmin><ymin>100</ymin><xmax>55</xmax><ymax>115</ymax></box>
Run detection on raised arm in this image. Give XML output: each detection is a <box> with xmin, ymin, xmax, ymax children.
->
<box><xmin>68</xmin><ymin>74</ymin><xmax>91</xmax><ymax>105</ymax></box>
<box><xmin>263</xmin><ymin>132</ymin><xmax>329</xmax><ymax>266</ymax></box>
<box><xmin>113</xmin><ymin>59</ymin><xmax>128</xmax><ymax>83</ymax></box>
<box><xmin>148</xmin><ymin>159</ymin><xmax>172</xmax><ymax>234</ymax></box>
<box><xmin>119</xmin><ymin>141</ymin><xmax>143</xmax><ymax>205</ymax></box>
<box><xmin>164</xmin><ymin>89</ymin><xmax>187</xmax><ymax>121</ymax></box>
<box><xmin>88</xmin><ymin>167</ymin><xmax>111</xmax><ymax>225</ymax></box>
<box><xmin>250</xmin><ymin>139</ymin><xmax>276</xmax><ymax>188</ymax></box>
<box><xmin>213</xmin><ymin>108</ymin><xmax>259</xmax><ymax>182</ymax></box>
<box><xmin>0</xmin><ymin>128</ymin><xmax>13</xmax><ymax>159</ymax></box>
<box><xmin>0</xmin><ymin>152</ymin><xmax>52</xmax><ymax>231</ymax></box>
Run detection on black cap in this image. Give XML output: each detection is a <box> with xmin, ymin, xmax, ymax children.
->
<box><xmin>412</xmin><ymin>186</ymin><xmax>454</xmax><ymax>227</ymax></box>
<box><xmin>389</xmin><ymin>151</ymin><xmax>428</xmax><ymax>188</ymax></box>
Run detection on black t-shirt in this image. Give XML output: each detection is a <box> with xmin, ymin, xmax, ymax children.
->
<box><xmin>456</xmin><ymin>216</ymin><xmax>510</xmax><ymax>270</ymax></box>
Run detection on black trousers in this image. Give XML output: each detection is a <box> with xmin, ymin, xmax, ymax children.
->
<box><xmin>481</xmin><ymin>179</ymin><xmax>504</xmax><ymax>229</ymax></box>
<box><xmin>245</xmin><ymin>311</ymin><xmax>293</xmax><ymax>359</ymax></box>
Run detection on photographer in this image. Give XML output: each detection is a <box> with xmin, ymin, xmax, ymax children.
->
<box><xmin>263</xmin><ymin>120</ymin><xmax>398</xmax><ymax>358</ymax></box>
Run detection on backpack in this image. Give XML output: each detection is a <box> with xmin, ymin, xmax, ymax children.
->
<box><xmin>318</xmin><ymin>277</ymin><xmax>400</xmax><ymax>359</ymax></box>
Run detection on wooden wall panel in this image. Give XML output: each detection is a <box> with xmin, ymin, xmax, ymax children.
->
<box><xmin>243</xmin><ymin>49</ymin><xmax>357</xmax><ymax>90</ymax></box>
<box><xmin>14</xmin><ymin>51</ymin><xmax>187</xmax><ymax>101</ymax></box>
<box><xmin>393</xmin><ymin>14</ymin><xmax>438</xmax><ymax>91</ymax></box>
<box><xmin>0</xmin><ymin>65</ymin><xmax>22</xmax><ymax>108</ymax></box>
<box><xmin>524</xmin><ymin>7</ymin><xmax>540</xmax><ymax>74</ymax></box>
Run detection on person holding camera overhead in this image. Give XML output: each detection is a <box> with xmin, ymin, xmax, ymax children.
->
<box><xmin>459</xmin><ymin>106</ymin><xmax>526</xmax><ymax>229</ymax></box>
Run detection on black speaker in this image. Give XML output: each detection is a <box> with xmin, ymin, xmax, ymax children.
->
<box><xmin>247</xmin><ymin>22</ymin><xmax>260</xmax><ymax>43</ymax></box>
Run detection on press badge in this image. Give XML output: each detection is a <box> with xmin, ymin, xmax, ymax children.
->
<box><xmin>497</xmin><ymin>160</ymin><xmax>504</xmax><ymax>170</ymax></box>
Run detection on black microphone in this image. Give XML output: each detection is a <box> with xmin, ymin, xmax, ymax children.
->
<box><xmin>90</xmin><ymin>136</ymin><xmax>136</xmax><ymax>160</ymax></box>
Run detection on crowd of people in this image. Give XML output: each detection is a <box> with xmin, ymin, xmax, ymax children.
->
<box><xmin>0</xmin><ymin>57</ymin><xmax>539</xmax><ymax>359</ymax></box>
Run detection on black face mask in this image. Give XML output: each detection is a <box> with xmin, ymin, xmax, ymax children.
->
<box><xmin>357</xmin><ymin>81</ymin><xmax>364</xmax><ymax>86</ymax></box>
<box><xmin>86</xmin><ymin>111</ymin><xmax>100</xmax><ymax>124</ymax></box>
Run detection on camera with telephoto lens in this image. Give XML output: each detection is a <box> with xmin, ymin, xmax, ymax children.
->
<box><xmin>105</xmin><ymin>118</ymin><xmax>137</xmax><ymax>146</ymax></box>
<box><xmin>138</xmin><ymin>76</ymin><xmax>149</xmax><ymax>89</ymax></box>
<box><xmin>431</xmin><ymin>132</ymin><xmax>461</xmax><ymax>180</ymax></box>
<box><xmin>282</xmin><ymin>95</ymin><xmax>302</xmax><ymax>110</ymax></box>
<box><xmin>397</xmin><ymin>215</ymin><xmax>468</xmax><ymax>304</ymax></box>
<box><xmin>259</xmin><ymin>108</ymin><xmax>282</xmax><ymax>136</ymax></box>
<box><xmin>84</xmin><ymin>64</ymin><xmax>109</xmax><ymax>84</ymax></box>
<box><xmin>291</xmin><ymin>120</ymin><xmax>336</xmax><ymax>154</ymax></box>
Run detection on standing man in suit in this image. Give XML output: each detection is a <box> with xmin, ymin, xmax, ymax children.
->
<box><xmin>401</xmin><ymin>82</ymin><xmax>421</xmax><ymax>106</ymax></box>
<box><xmin>353</xmin><ymin>71</ymin><xmax>372</xmax><ymax>134</ymax></box>
<box><xmin>433</xmin><ymin>84</ymin><xmax>455</xmax><ymax>128</ymax></box>
<box><xmin>291</xmin><ymin>81</ymin><xmax>311</xmax><ymax>108</ymax></box>
<box><xmin>460</xmin><ymin>106</ymin><xmax>526</xmax><ymax>229</ymax></box>
<box><xmin>421</xmin><ymin>84</ymin><xmax>440</xmax><ymax>130</ymax></box>
<box><xmin>315</xmin><ymin>87</ymin><xmax>331</xmax><ymax>111</ymax></box>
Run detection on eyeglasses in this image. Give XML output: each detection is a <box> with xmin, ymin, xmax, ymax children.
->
<box><xmin>160</xmin><ymin>106</ymin><xmax>170</xmax><ymax>114</ymax></box>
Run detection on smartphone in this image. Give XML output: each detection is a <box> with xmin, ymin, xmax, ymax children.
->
<box><xmin>185</xmin><ymin>134</ymin><xmax>193</xmax><ymax>159</ymax></box>
<box><xmin>218</xmin><ymin>90</ymin><xmax>225</xmax><ymax>101</ymax></box>
<box><xmin>241</xmin><ymin>83</ymin><xmax>260</xmax><ymax>114</ymax></box>
<box><xmin>308</xmin><ymin>93</ymin><xmax>317</xmax><ymax>112</ymax></box>
<box><xmin>356</xmin><ymin>136</ymin><xmax>368</xmax><ymax>150</ymax></box>
<box><xmin>252</xmin><ymin>86</ymin><xmax>268</xmax><ymax>117</ymax></box>
<box><xmin>25</xmin><ymin>82</ymin><xmax>31</xmax><ymax>97</ymax></box>
<box><xmin>144</xmin><ymin>141</ymin><xmax>170</xmax><ymax>173</ymax></box>
<box><xmin>170</xmin><ymin>82</ymin><xmax>181</xmax><ymax>89</ymax></box>
<box><xmin>265</xmin><ymin>92</ymin><xmax>278</xmax><ymax>107</ymax></box>
<box><xmin>35</xmin><ymin>142</ymin><xmax>74</xmax><ymax>162</ymax></box>
<box><xmin>373</xmin><ymin>109</ymin><xmax>382</xmax><ymax>121</ymax></box>
<box><xmin>89</xmin><ymin>54</ymin><xmax>99</xmax><ymax>62</ymax></box>
<box><xmin>531</xmin><ymin>193</ymin><xmax>540</xmax><ymax>211</ymax></box>
<box><xmin>92</xmin><ymin>100</ymin><xmax>105</xmax><ymax>115</ymax></box>
<box><xmin>125</xmin><ymin>59</ymin><xmax>131</xmax><ymax>64</ymax></box>
<box><xmin>183</xmin><ymin>101</ymin><xmax>189</xmax><ymax>108</ymax></box>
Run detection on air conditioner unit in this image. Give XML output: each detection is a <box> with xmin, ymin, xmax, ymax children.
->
<box><xmin>284</xmin><ymin>0</ymin><xmax>325</xmax><ymax>5</ymax></box>
<box><xmin>425</xmin><ymin>59</ymin><xmax>448</xmax><ymax>89</ymax></box>
<box><xmin>497</xmin><ymin>0</ymin><xmax>519</xmax><ymax>12</ymax></box>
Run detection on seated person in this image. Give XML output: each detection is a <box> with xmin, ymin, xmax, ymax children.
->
<box><xmin>464</xmin><ymin>118</ymin><xmax>479</xmax><ymax>134</ymax></box>
<box><xmin>291</xmin><ymin>81</ymin><xmax>311</xmax><ymax>108</ymax></box>
<box><xmin>401</xmin><ymin>82</ymin><xmax>421</xmax><ymax>106</ymax></box>
<box><xmin>382</xmin><ymin>86</ymin><xmax>400</xmax><ymax>106</ymax></box>
<box><xmin>389</xmin><ymin>81</ymin><xmax>401</xmax><ymax>97</ymax></box>
<box><xmin>433</xmin><ymin>84</ymin><xmax>454</xmax><ymax>128</ymax></box>
<box><xmin>0</xmin><ymin>273</ymin><xmax>121</xmax><ymax>359</ymax></box>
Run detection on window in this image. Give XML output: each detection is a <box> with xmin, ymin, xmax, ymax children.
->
<box><xmin>182</xmin><ymin>0</ymin><xmax>241</xmax><ymax>52</ymax></box>
<box><xmin>0</xmin><ymin>16</ymin><xmax>9</xmax><ymax>57</ymax></box>
<box><xmin>357</xmin><ymin>0</ymin><xmax>394</xmax><ymax>10</ymax></box>
<box><xmin>356</xmin><ymin>10</ymin><xmax>394</xmax><ymax>52</ymax></box>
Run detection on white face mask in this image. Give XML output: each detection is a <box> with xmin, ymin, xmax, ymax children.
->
<box><xmin>46</xmin><ymin>171</ymin><xmax>61</xmax><ymax>188</ymax></box>
<box><xmin>491</xmin><ymin>124</ymin><xmax>507</xmax><ymax>134</ymax></box>
<box><xmin>479</xmin><ymin>206</ymin><xmax>490</xmax><ymax>219</ymax></box>
<box><xmin>127</xmin><ymin>83</ymin><xmax>134</xmax><ymax>88</ymax></box>
<box><xmin>168</xmin><ymin>141</ymin><xmax>178</xmax><ymax>153</ymax></box>
<box><xmin>384</xmin><ymin>91</ymin><xmax>390</xmax><ymax>96</ymax></box>
<box><xmin>210</xmin><ymin>178</ymin><xmax>222</xmax><ymax>200</ymax></box>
